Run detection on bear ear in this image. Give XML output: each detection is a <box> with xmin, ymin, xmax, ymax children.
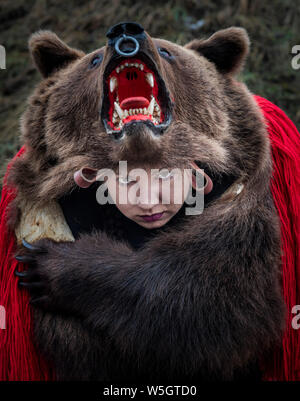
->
<box><xmin>184</xmin><ymin>27</ymin><xmax>250</xmax><ymax>75</ymax></box>
<box><xmin>29</xmin><ymin>30</ymin><xmax>85</xmax><ymax>77</ymax></box>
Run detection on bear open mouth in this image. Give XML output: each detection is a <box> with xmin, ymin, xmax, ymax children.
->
<box><xmin>101</xmin><ymin>54</ymin><xmax>173</xmax><ymax>138</ymax></box>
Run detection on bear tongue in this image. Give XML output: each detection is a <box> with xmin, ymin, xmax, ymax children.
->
<box><xmin>120</xmin><ymin>96</ymin><xmax>149</xmax><ymax>110</ymax></box>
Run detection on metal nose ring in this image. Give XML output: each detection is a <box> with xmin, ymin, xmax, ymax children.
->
<box><xmin>115</xmin><ymin>34</ymin><xmax>139</xmax><ymax>57</ymax></box>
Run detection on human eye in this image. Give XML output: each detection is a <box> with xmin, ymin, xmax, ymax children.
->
<box><xmin>118</xmin><ymin>175</ymin><xmax>136</xmax><ymax>185</ymax></box>
<box><xmin>158</xmin><ymin>168</ymin><xmax>174</xmax><ymax>180</ymax></box>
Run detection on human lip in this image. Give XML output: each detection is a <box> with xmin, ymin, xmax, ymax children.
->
<box><xmin>140</xmin><ymin>212</ymin><xmax>164</xmax><ymax>222</ymax></box>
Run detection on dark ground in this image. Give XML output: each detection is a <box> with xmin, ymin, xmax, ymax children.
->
<box><xmin>0</xmin><ymin>0</ymin><xmax>299</xmax><ymax>179</ymax></box>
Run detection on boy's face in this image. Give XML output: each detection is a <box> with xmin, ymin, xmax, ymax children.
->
<box><xmin>106</xmin><ymin>165</ymin><xmax>192</xmax><ymax>229</ymax></box>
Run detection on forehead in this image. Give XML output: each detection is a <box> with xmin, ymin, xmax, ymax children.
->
<box><xmin>89</xmin><ymin>38</ymin><xmax>185</xmax><ymax>56</ymax></box>
<box><xmin>113</xmin><ymin>161</ymin><xmax>188</xmax><ymax>174</ymax></box>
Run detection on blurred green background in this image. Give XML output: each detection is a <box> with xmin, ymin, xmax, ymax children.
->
<box><xmin>0</xmin><ymin>0</ymin><xmax>299</xmax><ymax>178</ymax></box>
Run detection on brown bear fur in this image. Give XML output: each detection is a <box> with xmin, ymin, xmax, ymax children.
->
<box><xmin>8</xmin><ymin>25</ymin><xmax>285</xmax><ymax>381</ymax></box>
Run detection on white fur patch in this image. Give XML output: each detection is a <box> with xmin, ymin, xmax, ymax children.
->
<box><xmin>15</xmin><ymin>199</ymin><xmax>74</xmax><ymax>244</ymax></box>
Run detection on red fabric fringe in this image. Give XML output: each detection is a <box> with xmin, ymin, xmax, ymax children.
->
<box><xmin>254</xmin><ymin>95</ymin><xmax>300</xmax><ymax>381</ymax></box>
<box><xmin>0</xmin><ymin>147</ymin><xmax>54</xmax><ymax>381</ymax></box>
<box><xmin>0</xmin><ymin>96</ymin><xmax>299</xmax><ymax>380</ymax></box>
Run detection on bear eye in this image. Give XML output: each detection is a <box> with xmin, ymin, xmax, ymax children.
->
<box><xmin>157</xmin><ymin>47</ymin><xmax>173</xmax><ymax>60</ymax></box>
<box><xmin>89</xmin><ymin>53</ymin><xmax>103</xmax><ymax>69</ymax></box>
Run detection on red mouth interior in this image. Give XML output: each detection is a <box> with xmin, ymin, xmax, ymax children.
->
<box><xmin>106</xmin><ymin>58</ymin><xmax>164</xmax><ymax>130</ymax></box>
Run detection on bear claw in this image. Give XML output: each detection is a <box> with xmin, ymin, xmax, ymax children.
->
<box><xmin>22</xmin><ymin>238</ymin><xmax>44</xmax><ymax>252</ymax></box>
<box><xmin>14</xmin><ymin>269</ymin><xmax>29</xmax><ymax>277</ymax></box>
<box><xmin>15</xmin><ymin>255</ymin><xmax>35</xmax><ymax>263</ymax></box>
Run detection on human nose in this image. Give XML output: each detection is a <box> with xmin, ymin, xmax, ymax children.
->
<box><xmin>136</xmin><ymin>177</ymin><xmax>161</xmax><ymax>210</ymax></box>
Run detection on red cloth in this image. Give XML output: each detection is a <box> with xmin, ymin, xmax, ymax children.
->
<box><xmin>254</xmin><ymin>95</ymin><xmax>300</xmax><ymax>381</ymax></box>
<box><xmin>0</xmin><ymin>147</ymin><xmax>54</xmax><ymax>380</ymax></box>
<box><xmin>0</xmin><ymin>96</ymin><xmax>299</xmax><ymax>380</ymax></box>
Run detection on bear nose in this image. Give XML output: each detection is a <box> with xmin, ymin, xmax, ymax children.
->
<box><xmin>106</xmin><ymin>22</ymin><xmax>146</xmax><ymax>57</ymax></box>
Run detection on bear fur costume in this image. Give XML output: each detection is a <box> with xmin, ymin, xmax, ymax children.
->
<box><xmin>0</xmin><ymin>22</ymin><xmax>299</xmax><ymax>381</ymax></box>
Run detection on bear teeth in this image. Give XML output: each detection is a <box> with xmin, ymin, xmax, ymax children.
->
<box><xmin>114</xmin><ymin>101</ymin><xmax>123</xmax><ymax>120</ymax></box>
<box><xmin>116</xmin><ymin>63</ymin><xmax>144</xmax><ymax>73</ymax></box>
<box><xmin>110</xmin><ymin>76</ymin><xmax>117</xmax><ymax>93</ymax></box>
<box><xmin>112</xmin><ymin>97</ymin><xmax>161</xmax><ymax>128</ymax></box>
<box><xmin>110</xmin><ymin>70</ymin><xmax>154</xmax><ymax>95</ymax></box>
<box><xmin>148</xmin><ymin>97</ymin><xmax>155</xmax><ymax>115</ymax></box>
<box><xmin>145</xmin><ymin>73</ymin><xmax>154</xmax><ymax>88</ymax></box>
